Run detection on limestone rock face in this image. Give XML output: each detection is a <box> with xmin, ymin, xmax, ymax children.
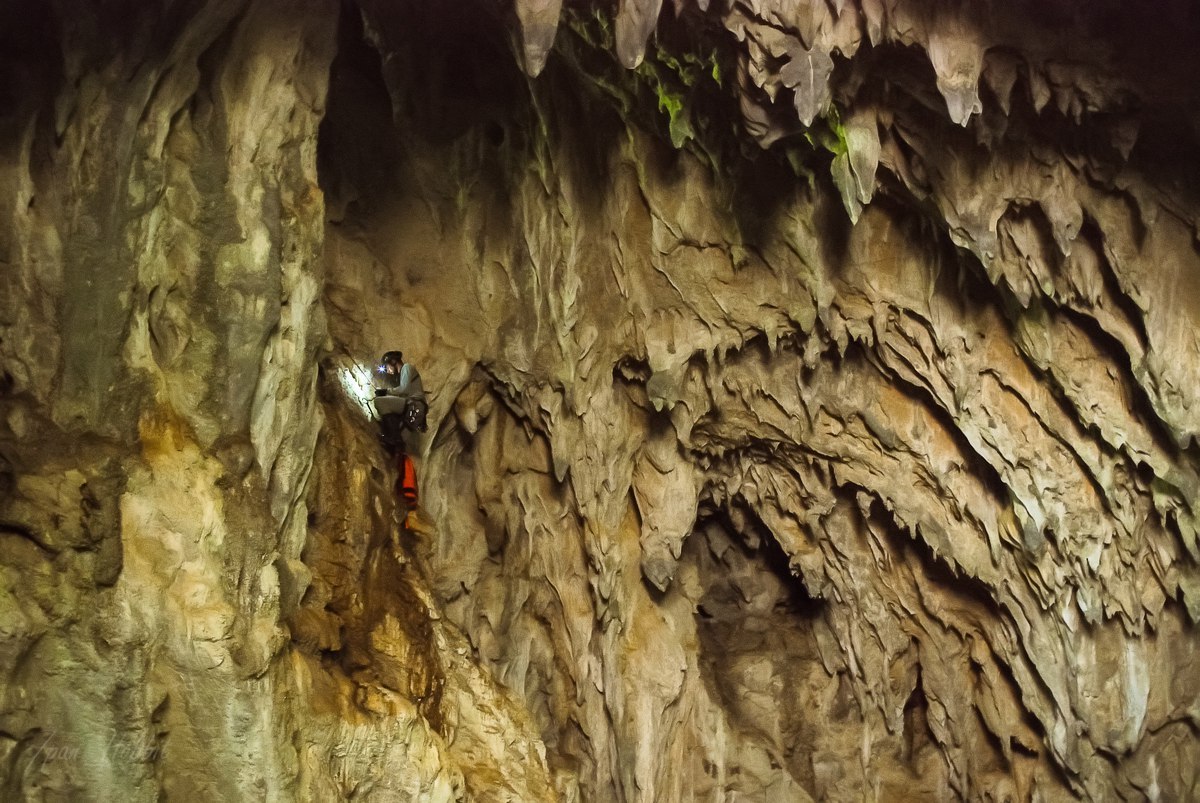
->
<box><xmin>2</xmin><ymin>0</ymin><xmax>1200</xmax><ymax>800</ymax></box>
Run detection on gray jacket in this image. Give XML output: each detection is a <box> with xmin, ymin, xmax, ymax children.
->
<box><xmin>373</xmin><ymin>363</ymin><xmax>425</xmax><ymax>403</ymax></box>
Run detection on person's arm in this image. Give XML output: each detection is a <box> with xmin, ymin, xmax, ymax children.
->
<box><xmin>372</xmin><ymin>371</ymin><xmax>391</xmax><ymax>396</ymax></box>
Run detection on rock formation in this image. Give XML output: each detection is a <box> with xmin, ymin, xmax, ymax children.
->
<box><xmin>2</xmin><ymin>0</ymin><xmax>1199</xmax><ymax>799</ymax></box>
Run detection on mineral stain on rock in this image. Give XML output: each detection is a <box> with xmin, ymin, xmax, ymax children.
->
<box><xmin>2</xmin><ymin>0</ymin><xmax>1200</xmax><ymax>800</ymax></box>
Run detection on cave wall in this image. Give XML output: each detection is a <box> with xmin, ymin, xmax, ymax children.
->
<box><xmin>1</xmin><ymin>0</ymin><xmax>338</xmax><ymax>797</ymax></box>
<box><xmin>3</xmin><ymin>0</ymin><xmax>1200</xmax><ymax>800</ymax></box>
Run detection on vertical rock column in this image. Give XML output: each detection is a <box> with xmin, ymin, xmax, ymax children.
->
<box><xmin>0</xmin><ymin>1</ymin><xmax>337</xmax><ymax>798</ymax></box>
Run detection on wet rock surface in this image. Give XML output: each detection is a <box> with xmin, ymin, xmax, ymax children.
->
<box><xmin>3</xmin><ymin>0</ymin><xmax>1200</xmax><ymax>800</ymax></box>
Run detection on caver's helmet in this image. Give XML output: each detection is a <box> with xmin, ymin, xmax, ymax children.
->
<box><xmin>378</xmin><ymin>351</ymin><xmax>404</xmax><ymax>374</ymax></box>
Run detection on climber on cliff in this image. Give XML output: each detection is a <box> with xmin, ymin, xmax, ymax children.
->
<box><xmin>372</xmin><ymin>350</ymin><xmax>428</xmax><ymax>510</ymax></box>
<box><xmin>372</xmin><ymin>350</ymin><xmax>428</xmax><ymax>449</ymax></box>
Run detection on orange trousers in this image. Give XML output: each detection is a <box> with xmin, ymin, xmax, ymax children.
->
<box><xmin>395</xmin><ymin>452</ymin><xmax>418</xmax><ymax>506</ymax></box>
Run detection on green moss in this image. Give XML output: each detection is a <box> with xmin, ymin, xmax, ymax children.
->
<box><xmin>800</xmin><ymin>105</ymin><xmax>847</xmax><ymax>157</ymax></box>
<box><xmin>633</xmin><ymin>39</ymin><xmax>725</xmax><ymax>149</ymax></box>
<box><xmin>558</xmin><ymin>6</ymin><xmax>729</xmax><ymax>152</ymax></box>
<box><xmin>638</xmin><ymin>60</ymin><xmax>693</xmax><ymax>148</ymax></box>
<box><xmin>784</xmin><ymin>146</ymin><xmax>816</xmax><ymax>188</ymax></box>
<box><xmin>563</xmin><ymin>7</ymin><xmax>613</xmax><ymax>52</ymax></box>
<box><xmin>548</xmin><ymin>3</ymin><xmax>853</xmax><ymax>214</ymax></box>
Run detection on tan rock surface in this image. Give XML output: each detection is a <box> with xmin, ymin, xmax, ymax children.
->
<box><xmin>2</xmin><ymin>0</ymin><xmax>1199</xmax><ymax>800</ymax></box>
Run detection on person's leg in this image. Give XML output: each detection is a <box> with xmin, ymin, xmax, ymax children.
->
<box><xmin>399</xmin><ymin>454</ymin><xmax>418</xmax><ymax>506</ymax></box>
<box><xmin>394</xmin><ymin>451</ymin><xmax>412</xmax><ymax>511</ymax></box>
<box><xmin>380</xmin><ymin>414</ymin><xmax>406</xmax><ymax>450</ymax></box>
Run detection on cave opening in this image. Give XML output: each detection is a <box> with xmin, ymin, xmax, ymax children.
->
<box><xmin>316</xmin><ymin>2</ymin><xmax>396</xmax><ymax>226</ymax></box>
<box><xmin>317</xmin><ymin>0</ymin><xmax>532</xmax><ymax>229</ymax></box>
<box><xmin>684</xmin><ymin>500</ymin><xmax>828</xmax><ymax>793</ymax></box>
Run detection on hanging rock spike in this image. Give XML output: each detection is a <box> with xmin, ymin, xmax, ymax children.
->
<box><xmin>515</xmin><ymin>0</ymin><xmax>563</xmax><ymax>77</ymax></box>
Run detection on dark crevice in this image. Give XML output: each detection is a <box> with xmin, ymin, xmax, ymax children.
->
<box><xmin>1079</xmin><ymin>215</ymin><xmax>1151</xmax><ymax>354</ymax></box>
<box><xmin>902</xmin><ymin>667</ymin><xmax>935</xmax><ymax>768</ymax></box>
<box><xmin>688</xmin><ymin>503</ymin><xmax>823</xmax><ymax>795</ymax></box>
<box><xmin>861</xmin><ymin>492</ymin><xmax>1007</xmax><ymax>620</ymax></box>
<box><xmin>1053</xmin><ymin>301</ymin><xmax>1183</xmax><ymax>469</ymax></box>
<box><xmin>316</xmin><ymin>0</ymin><xmax>397</xmax><ymax>223</ymax></box>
